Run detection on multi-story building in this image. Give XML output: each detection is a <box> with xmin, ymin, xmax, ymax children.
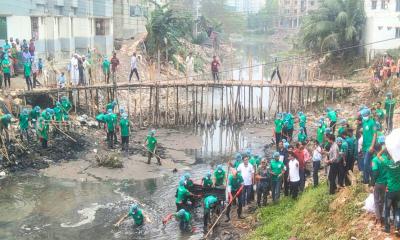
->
<box><xmin>113</xmin><ymin>0</ymin><xmax>149</xmax><ymax>40</ymax></box>
<box><xmin>278</xmin><ymin>0</ymin><xmax>319</xmax><ymax>28</ymax></box>
<box><xmin>0</xmin><ymin>0</ymin><xmax>113</xmax><ymax>60</ymax></box>
<box><xmin>364</xmin><ymin>0</ymin><xmax>400</xmax><ymax>62</ymax></box>
<box><xmin>225</xmin><ymin>0</ymin><xmax>266</xmax><ymax>13</ymax></box>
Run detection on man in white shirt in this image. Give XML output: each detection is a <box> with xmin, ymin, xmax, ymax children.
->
<box><xmin>312</xmin><ymin>140</ymin><xmax>322</xmax><ymax>187</ymax></box>
<box><xmin>237</xmin><ymin>156</ymin><xmax>255</xmax><ymax>206</ymax></box>
<box><xmin>288</xmin><ymin>152</ymin><xmax>300</xmax><ymax>199</ymax></box>
<box><xmin>129</xmin><ymin>52</ymin><xmax>140</xmax><ymax>82</ymax></box>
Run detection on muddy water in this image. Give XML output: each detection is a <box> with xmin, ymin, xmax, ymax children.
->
<box><xmin>0</xmin><ymin>123</ymin><xmax>270</xmax><ymax>240</ymax></box>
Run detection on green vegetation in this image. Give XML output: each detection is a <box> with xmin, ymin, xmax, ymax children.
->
<box><xmin>300</xmin><ymin>0</ymin><xmax>365</xmax><ymax>59</ymax></box>
<box><xmin>249</xmin><ymin>182</ymin><xmax>368</xmax><ymax>240</ymax></box>
<box><xmin>247</xmin><ymin>0</ymin><xmax>279</xmax><ymax>34</ymax></box>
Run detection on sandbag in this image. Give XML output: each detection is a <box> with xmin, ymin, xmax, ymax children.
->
<box><xmin>385</xmin><ymin>128</ymin><xmax>400</xmax><ymax>162</ymax></box>
<box><xmin>363</xmin><ymin>193</ymin><xmax>375</xmax><ymax>213</ymax></box>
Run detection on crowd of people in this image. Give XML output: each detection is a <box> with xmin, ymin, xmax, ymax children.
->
<box><xmin>372</xmin><ymin>54</ymin><xmax>400</xmax><ymax>82</ymax></box>
<box><xmin>0</xmin><ymin>37</ymin><xmax>41</xmax><ymax>90</ymax></box>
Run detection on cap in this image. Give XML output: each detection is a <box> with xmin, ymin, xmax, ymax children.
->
<box><xmin>273</xmin><ymin>152</ymin><xmax>280</xmax><ymax>158</ymax></box>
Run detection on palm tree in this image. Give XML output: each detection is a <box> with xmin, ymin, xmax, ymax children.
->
<box><xmin>300</xmin><ymin>0</ymin><xmax>365</xmax><ymax>57</ymax></box>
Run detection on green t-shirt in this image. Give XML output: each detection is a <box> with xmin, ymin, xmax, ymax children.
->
<box><xmin>204</xmin><ymin>195</ymin><xmax>218</xmax><ymax>210</ymax></box>
<box><xmin>105</xmin><ymin>114</ymin><xmax>116</xmax><ymax>131</ymax></box>
<box><xmin>339</xmin><ymin>142</ymin><xmax>348</xmax><ymax>161</ymax></box>
<box><xmin>285</xmin><ymin>115</ymin><xmax>294</xmax><ymax>130</ymax></box>
<box><xmin>270</xmin><ymin>159</ymin><xmax>285</xmax><ymax>181</ymax></box>
<box><xmin>385</xmin><ymin>99</ymin><xmax>396</xmax><ymax>117</ymax></box>
<box><xmin>372</xmin><ymin>154</ymin><xmax>390</xmax><ymax>185</ymax></box>
<box><xmin>327</xmin><ymin>110</ymin><xmax>337</xmax><ymax>122</ymax></box>
<box><xmin>228</xmin><ymin>173</ymin><xmax>243</xmax><ymax>192</ymax></box>
<box><xmin>316</xmin><ymin>125</ymin><xmax>326</xmax><ymax>144</ymax></box>
<box><xmin>274</xmin><ymin>119</ymin><xmax>283</xmax><ymax>133</ymax></box>
<box><xmin>120</xmin><ymin>118</ymin><xmax>129</xmax><ymax>137</ymax></box>
<box><xmin>1</xmin><ymin>59</ymin><xmax>10</xmax><ymax>74</ymax></box>
<box><xmin>338</xmin><ymin>126</ymin><xmax>346</xmax><ymax>136</ymax></box>
<box><xmin>362</xmin><ymin>118</ymin><xmax>376</xmax><ymax>152</ymax></box>
<box><xmin>175</xmin><ymin>210</ymin><xmax>191</xmax><ymax>223</ymax></box>
<box><xmin>146</xmin><ymin>136</ymin><xmax>157</xmax><ymax>151</ymax></box>
<box><xmin>106</xmin><ymin>102</ymin><xmax>115</xmax><ymax>111</ymax></box>
<box><xmin>345</xmin><ymin>136</ymin><xmax>356</xmax><ymax>158</ymax></box>
<box><xmin>375</xmin><ymin>108</ymin><xmax>385</xmax><ymax>120</ymax></box>
<box><xmin>41</xmin><ymin>111</ymin><xmax>51</xmax><ymax>121</ymax></box>
<box><xmin>102</xmin><ymin>60</ymin><xmax>110</xmax><ymax>73</ymax></box>
<box><xmin>233</xmin><ymin>160</ymin><xmax>242</xmax><ymax>169</ymax></box>
<box><xmin>54</xmin><ymin>107</ymin><xmax>63</xmax><ymax>121</ymax></box>
<box><xmin>19</xmin><ymin>114</ymin><xmax>29</xmax><ymax>130</ymax></box>
<box><xmin>128</xmin><ymin>209</ymin><xmax>144</xmax><ymax>225</ymax></box>
<box><xmin>175</xmin><ymin>185</ymin><xmax>190</xmax><ymax>204</ymax></box>
<box><xmin>38</xmin><ymin>118</ymin><xmax>49</xmax><ymax>140</ymax></box>
<box><xmin>214</xmin><ymin>169</ymin><xmax>225</xmax><ymax>186</ymax></box>
<box><xmin>298</xmin><ymin>132</ymin><xmax>307</xmax><ymax>143</ymax></box>
<box><xmin>202</xmin><ymin>176</ymin><xmax>213</xmax><ymax>187</ymax></box>
<box><xmin>385</xmin><ymin>159</ymin><xmax>400</xmax><ymax>192</ymax></box>
<box><xmin>29</xmin><ymin>110</ymin><xmax>40</xmax><ymax>121</ymax></box>
<box><xmin>299</xmin><ymin>114</ymin><xmax>306</xmax><ymax>128</ymax></box>
<box><xmin>61</xmin><ymin>100</ymin><xmax>72</xmax><ymax>114</ymax></box>
<box><xmin>24</xmin><ymin>62</ymin><xmax>31</xmax><ymax>77</ymax></box>
<box><xmin>249</xmin><ymin>156</ymin><xmax>260</xmax><ymax>168</ymax></box>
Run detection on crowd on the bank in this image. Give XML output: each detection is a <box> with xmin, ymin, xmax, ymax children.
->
<box><xmin>0</xmin><ymin>37</ymin><xmax>41</xmax><ymax>90</ymax></box>
<box><xmin>372</xmin><ymin>54</ymin><xmax>400</xmax><ymax>82</ymax></box>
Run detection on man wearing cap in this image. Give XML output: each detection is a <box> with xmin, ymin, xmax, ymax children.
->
<box><xmin>232</xmin><ymin>152</ymin><xmax>243</xmax><ymax>169</ymax></box>
<box><xmin>298</xmin><ymin>111</ymin><xmax>307</xmax><ymax>136</ymax></box>
<box><xmin>203</xmin><ymin>195</ymin><xmax>219</xmax><ymax>230</ymax></box>
<box><xmin>256</xmin><ymin>158</ymin><xmax>270</xmax><ymax>206</ymax></box>
<box><xmin>144</xmin><ymin>129</ymin><xmax>161</xmax><ymax>165</ymax></box>
<box><xmin>115</xmin><ymin>204</ymin><xmax>144</xmax><ymax>227</ymax></box>
<box><xmin>361</xmin><ymin>108</ymin><xmax>377</xmax><ymax>185</ymax></box>
<box><xmin>102</xmin><ymin>56</ymin><xmax>110</xmax><ymax>84</ymax></box>
<box><xmin>297</xmin><ymin>127</ymin><xmax>307</xmax><ymax>143</ymax></box>
<box><xmin>384</xmin><ymin>92</ymin><xmax>396</xmax><ymax>132</ymax></box>
<box><xmin>19</xmin><ymin>109</ymin><xmax>30</xmax><ymax>142</ymax></box>
<box><xmin>120</xmin><ymin>113</ymin><xmax>130</xmax><ymax>151</ymax></box>
<box><xmin>270</xmin><ymin>152</ymin><xmax>285</xmax><ymax>202</ymax></box>
<box><xmin>202</xmin><ymin>171</ymin><xmax>213</xmax><ymax>188</ymax></box>
<box><xmin>226</xmin><ymin>169</ymin><xmax>244</xmax><ymax>222</ymax></box>
<box><xmin>278</xmin><ymin>140</ymin><xmax>290</xmax><ymax>196</ymax></box>
<box><xmin>274</xmin><ymin>113</ymin><xmax>283</xmax><ymax>149</ymax></box>
<box><xmin>214</xmin><ymin>165</ymin><xmax>226</xmax><ymax>187</ymax></box>
<box><xmin>316</xmin><ymin>118</ymin><xmax>326</xmax><ymax>145</ymax></box>
<box><xmin>105</xmin><ymin>109</ymin><xmax>116</xmax><ymax>148</ymax></box>
<box><xmin>163</xmin><ymin>208</ymin><xmax>192</xmax><ymax>232</ymax></box>
<box><xmin>326</xmin><ymin>108</ymin><xmax>338</xmax><ymax>134</ymax></box>
<box><xmin>0</xmin><ymin>114</ymin><xmax>12</xmax><ymax>144</ymax></box>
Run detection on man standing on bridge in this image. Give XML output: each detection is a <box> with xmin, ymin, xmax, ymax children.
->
<box><xmin>129</xmin><ymin>52</ymin><xmax>140</xmax><ymax>82</ymax></box>
<box><xmin>110</xmin><ymin>52</ymin><xmax>120</xmax><ymax>84</ymax></box>
<box><xmin>211</xmin><ymin>56</ymin><xmax>220</xmax><ymax>82</ymax></box>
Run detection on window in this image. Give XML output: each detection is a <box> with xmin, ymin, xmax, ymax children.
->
<box><xmin>396</xmin><ymin>27</ymin><xmax>400</xmax><ymax>38</ymax></box>
<box><xmin>396</xmin><ymin>0</ymin><xmax>400</xmax><ymax>11</ymax></box>
<box><xmin>31</xmin><ymin>17</ymin><xmax>39</xmax><ymax>40</ymax></box>
<box><xmin>381</xmin><ymin>0</ymin><xmax>388</xmax><ymax>9</ymax></box>
<box><xmin>0</xmin><ymin>17</ymin><xmax>7</xmax><ymax>40</ymax></box>
<box><xmin>372</xmin><ymin>0</ymin><xmax>377</xmax><ymax>9</ymax></box>
<box><xmin>130</xmin><ymin>5</ymin><xmax>142</xmax><ymax>17</ymax></box>
<box><xmin>95</xmin><ymin>19</ymin><xmax>110</xmax><ymax>36</ymax></box>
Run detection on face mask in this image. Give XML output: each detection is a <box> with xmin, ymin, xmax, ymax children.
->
<box><xmin>362</xmin><ymin>116</ymin><xmax>369</xmax><ymax>121</ymax></box>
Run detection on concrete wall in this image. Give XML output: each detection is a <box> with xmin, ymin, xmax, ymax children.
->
<box><xmin>113</xmin><ymin>0</ymin><xmax>148</xmax><ymax>40</ymax></box>
<box><xmin>364</xmin><ymin>0</ymin><xmax>400</xmax><ymax>62</ymax></box>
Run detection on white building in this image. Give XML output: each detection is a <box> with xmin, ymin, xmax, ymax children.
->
<box><xmin>0</xmin><ymin>0</ymin><xmax>113</xmax><ymax>60</ymax></box>
<box><xmin>225</xmin><ymin>0</ymin><xmax>266</xmax><ymax>13</ymax></box>
<box><xmin>364</xmin><ymin>0</ymin><xmax>400</xmax><ymax>62</ymax></box>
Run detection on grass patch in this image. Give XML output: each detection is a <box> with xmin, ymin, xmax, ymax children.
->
<box><xmin>249</xmin><ymin>182</ymin><xmax>368</xmax><ymax>240</ymax></box>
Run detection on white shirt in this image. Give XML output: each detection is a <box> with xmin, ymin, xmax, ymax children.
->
<box><xmin>131</xmin><ymin>56</ymin><xmax>137</xmax><ymax>69</ymax></box>
<box><xmin>237</xmin><ymin>162</ymin><xmax>254</xmax><ymax>186</ymax></box>
<box><xmin>288</xmin><ymin>159</ymin><xmax>300</xmax><ymax>182</ymax></box>
<box><xmin>313</xmin><ymin>146</ymin><xmax>322</xmax><ymax>162</ymax></box>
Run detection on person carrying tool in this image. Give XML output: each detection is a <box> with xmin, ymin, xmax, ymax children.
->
<box><xmin>0</xmin><ymin>114</ymin><xmax>12</xmax><ymax>145</ymax></box>
<box><xmin>29</xmin><ymin>106</ymin><xmax>41</xmax><ymax>127</ymax></box>
<box><xmin>61</xmin><ymin>96</ymin><xmax>72</xmax><ymax>129</ymax></box>
<box><xmin>144</xmin><ymin>129</ymin><xmax>161</xmax><ymax>165</ymax></box>
<box><xmin>104</xmin><ymin>109</ymin><xmax>116</xmax><ymax>149</ymax></box>
<box><xmin>119</xmin><ymin>113</ymin><xmax>130</xmax><ymax>151</ymax></box>
<box><xmin>163</xmin><ymin>209</ymin><xmax>192</xmax><ymax>232</ymax></box>
<box><xmin>114</xmin><ymin>204</ymin><xmax>145</xmax><ymax>227</ymax></box>
<box><xmin>225</xmin><ymin>169</ymin><xmax>244</xmax><ymax>222</ymax></box>
<box><xmin>203</xmin><ymin>195</ymin><xmax>219</xmax><ymax>230</ymax></box>
<box><xmin>37</xmin><ymin>116</ymin><xmax>49</xmax><ymax>148</ymax></box>
<box><xmin>19</xmin><ymin>109</ymin><xmax>30</xmax><ymax>142</ymax></box>
<box><xmin>214</xmin><ymin>164</ymin><xmax>226</xmax><ymax>187</ymax></box>
<box><xmin>202</xmin><ymin>171</ymin><xmax>213</xmax><ymax>188</ymax></box>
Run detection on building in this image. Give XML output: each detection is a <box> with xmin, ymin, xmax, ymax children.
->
<box><xmin>364</xmin><ymin>0</ymin><xmax>400</xmax><ymax>62</ymax></box>
<box><xmin>278</xmin><ymin>0</ymin><xmax>319</xmax><ymax>28</ymax></box>
<box><xmin>0</xmin><ymin>0</ymin><xmax>113</xmax><ymax>60</ymax></box>
<box><xmin>225</xmin><ymin>0</ymin><xmax>266</xmax><ymax>13</ymax></box>
<box><xmin>113</xmin><ymin>0</ymin><xmax>149</xmax><ymax>40</ymax></box>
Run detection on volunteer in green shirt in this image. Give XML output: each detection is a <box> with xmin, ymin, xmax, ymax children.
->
<box><xmin>316</xmin><ymin>119</ymin><xmax>326</xmax><ymax>145</ymax></box>
<box><xmin>102</xmin><ymin>56</ymin><xmax>110</xmax><ymax>83</ymax></box>
<box><xmin>175</xmin><ymin>179</ymin><xmax>196</xmax><ymax>211</ymax></box>
<box><xmin>163</xmin><ymin>209</ymin><xmax>192</xmax><ymax>232</ymax></box>
<box><xmin>284</xmin><ymin>113</ymin><xmax>294</xmax><ymax>141</ymax></box>
<box><xmin>60</xmin><ymin>96</ymin><xmax>72</xmax><ymax>123</ymax></box>
<box><xmin>23</xmin><ymin>61</ymin><xmax>33</xmax><ymax>90</ymax></box>
<box><xmin>232</xmin><ymin>152</ymin><xmax>242</xmax><ymax>169</ymax></box>
<box><xmin>297</xmin><ymin>127</ymin><xmax>307</xmax><ymax>143</ymax></box>
<box><xmin>106</xmin><ymin>100</ymin><xmax>117</xmax><ymax>112</ymax></box>
<box><xmin>53</xmin><ymin>102</ymin><xmax>63</xmax><ymax>129</ymax></box>
<box><xmin>336</xmin><ymin>137</ymin><xmax>348</xmax><ymax>187</ymax></box>
<box><xmin>105</xmin><ymin>109</ymin><xmax>116</xmax><ymax>149</ymax></box>
<box><xmin>345</xmin><ymin>128</ymin><xmax>357</xmax><ymax>172</ymax></box>
<box><xmin>29</xmin><ymin>106</ymin><xmax>40</xmax><ymax>127</ymax></box>
<box><xmin>114</xmin><ymin>204</ymin><xmax>146</xmax><ymax>227</ymax></box>
<box><xmin>202</xmin><ymin>171</ymin><xmax>213</xmax><ymax>188</ymax></box>
<box><xmin>326</xmin><ymin>108</ymin><xmax>338</xmax><ymax>133</ymax></box>
<box><xmin>0</xmin><ymin>114</ymin><xmax>12</xmax><ymax>144</ymax></box>
<box><xmin>226</xmin><ymin>170</ymin><xmax>244</xmax><ymax>222</ymax></box>
<box><xmin>384</xmin><ymin>92</ymin><xmax>396</xmax><ymax>132</ymax></box>
<box><xmin>374</xmin><ymin>101</ymin><xmax>385</xmax><ymax>125</ymax></box>
<box><xmin>383</xmin><ymin>154</ymin><xmax>400</xmax><ymax>233</ymax></box>
<box><xmin>119</xmin><ymin>113</ymin><xmax>130</xmax><ymax>151</ymax></box>
<box><xmin>2</xmin><ymin>56</ymin><xmax>11</xmax><ymax>88</ymax></box>
<box><xmin>203</xmin><ymin>195</ymin><xmax>218</xmax><ymax>229</ymax></box>
<box><xmin>19</xmin><ymin>109</ymin><xmax>30</xmax><ymax>142</ymax></box>
<box><xmin>270</xmin><ymin>152</ymin><xmax>285</xmax><ymax>202</ymax></box>
<box><xmin>372</xmin><ymin>136</ymin><xmax>389</xmax><ymax>224</ymax></box>
<box><xmin>298</xmin><ymin>111</ymin><xmax>307</xmax><ymax>135</ymax></box>
<box><xmin>249</xmin><ymin>155</ymin><xmax>261</xmax><ymax>169</ymax></box>
<box><xmin>337</xmin><ymin>119</ymin><xmax>347</xmax><ymax>137</ymax></box>
<box><xmin>144</xmin><ymin>129</ymin><xmax>161</xmax><ymax>165</ymax></box>
<box><xmin>37</xmin><ymin>117</ymin><xmax>49</xmax><ymax>148</ymax></box>
<box><xmin>274</xmin><ymin>113</ymin><xmax>283</xmax><ymax>149</ymax></box>
<box><xmin>214</xmin><ymin>164</ymin><xmax>226</xmax><ymax>186</ymax></box>
<box><xmin>361</xmin><ymin>108</ymin><xmax>377</xmax><ymax>184</ymax></box>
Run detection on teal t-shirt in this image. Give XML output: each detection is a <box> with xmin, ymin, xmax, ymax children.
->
<box><xmin>128</xmin><ymin>208</ymin><xmax>144</xmax><ymax>225</ymax></box>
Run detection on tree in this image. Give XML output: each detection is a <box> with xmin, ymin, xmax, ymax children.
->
<box><xmin>300</xmin><ymin>0</ymin><xmax>365</xmax><ymax>57</ymax></box>
<box><xmin>247</xmin><ymin>0</ymin><xmax>279</xmax><ymax>33</ymax></box>
<box><xmin>144</xmin><ymin>4</ymin><xmax>194</xmax><ymax>60</ymax></box>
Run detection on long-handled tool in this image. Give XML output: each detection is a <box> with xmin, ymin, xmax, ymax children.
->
<box><xmin>50</xmin><ymin>123</ymin><xmax>77</xmax><ymax>143</ymax></box>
